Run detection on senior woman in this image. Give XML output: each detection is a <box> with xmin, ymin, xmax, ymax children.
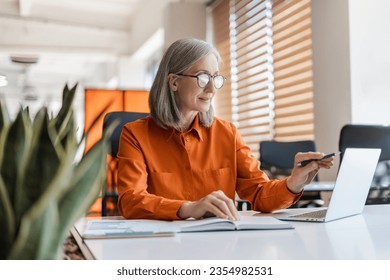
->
<box><xmin>117</xmin><ymin>38</ymin><xmax>333</xmax><ymax>220</ymax></box>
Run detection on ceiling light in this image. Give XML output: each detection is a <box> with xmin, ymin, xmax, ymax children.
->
<box><xmin>10</xmin><ymin>54</ymin><xmax>39</xmax><ymax>65</ymax></box>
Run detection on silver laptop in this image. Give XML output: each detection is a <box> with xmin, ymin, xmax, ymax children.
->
<box><xmin>279</xmin><ymin>148</ymin><xmax>381</xmax><ymax>222</ymax></box>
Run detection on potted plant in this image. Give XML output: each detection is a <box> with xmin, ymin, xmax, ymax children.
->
<box><xmin>0</xmin><ymin>84</ymin><xmax>112</xmax><ymax>259</ymax></box>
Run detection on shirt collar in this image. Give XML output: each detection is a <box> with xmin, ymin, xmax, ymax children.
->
<box><xmin>165</xmin><ymin>114</ymin><xmax>204</xmax><ymax>142</ymax></box>
<box><xmin>191</xmin><ymin>115</ymin><xmax>204</xmax><ymax>141</ymax></box>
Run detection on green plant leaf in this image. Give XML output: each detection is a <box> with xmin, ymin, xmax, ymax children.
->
<box><xmin>8</xmin><ymin>135</ymin><xmax>107</xmax><ymax>259</ymax></box>
<box><xmin>54</xmin><ymin>110</ymin><xmax>77</xmax><ymax>152</ymax></box>
<box><xmin>0</xmin><ymin>175</ymin><xmax>15</xmax><ymax>259</ymax></box>
<box><xmin>0</xmin><ymin>103</ymin><xmax>10</xmax><ymax>172</ymax></box>
<box><xmin>0</xmin><ymin>109</ymin><xmax>31</xmax><ymax>216</ymax></box>
<box><xmin>3</xmin><ymin>82</ymin><xmax>113</xmax><ymax>259</ymax></box>
<box><xmin>47</xmin><ymin>123</ymin><xmax>114</xmax><ymax>255</ymax></box>
<box><xmin>57</xmin><ymin>136</ymin><xmax>109</xmax><ymax>241</ymax></box>
<box><xmin>8</xmin><ymin>123</ymin><xmax>77</xmax><ymax>259</ymax></box>
<box><xmin>0</xmin><ymin>102</ymin><xmax>10</xmax><ymax>132</ymax></box>
<box><xmin>54</xmin><ymin>84</ymin><xmax>77</xmax><ymax>147</ymax></box>
<box><xmin>13</xmin><ymin>108</ymin><xmax>61</xmax><ymax>227</ymax></box>
<box><xmin>0</xmin><ymin>103</ymin><xmax>4</xmax><ymax>132</ymax></box>
<box><xmin>0</xmin><ymin>103</ymin><xmax>14</xmax><ymax>260</ymax></box>
<box><xmin>56</xmin><ymin>84</ymin><xmax>76</xmax><ymax>130</ymax></box>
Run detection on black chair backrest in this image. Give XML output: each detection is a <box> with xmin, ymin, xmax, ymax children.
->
<box><xmin>260</xmin><ymin>140</ymin><xmax>322</xmax><ymax>206</ymax></box>
<box><xmin>339</xmin><ymin>124</ymin><xmax>390</xmax><ymax>162</ymax></box>
<box><xmin>103</xmin><ymin>111</ymin><xmax>149</xmax><ymax>157</ymax></box>
<box><xmin>339</xmin><ymin>124</ymin><xmax>390</xmax><ymax>203</ymax></box>
<box><xmin>260</xmin><ymin>140</ymin><xmax>317</xmax><ymax>170</ymax></box>
<box><xmin>259</xmin><ymin>140</ymin><xmax>318</xmax><ymax>181</ymax></box>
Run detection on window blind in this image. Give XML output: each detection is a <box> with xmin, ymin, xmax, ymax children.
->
<box><xmin>272</xmin><ymin>0</ymin><xmax>314</xmax><ymax>141</ymax></box>
<box><xmin>229</xmin><ymin>0</ymin><xmax>275</xmax><ymax>159</ymax></box>
<box><xmin>211</xmin><ymin>0</ymin><xmax>233</xmax><ymax>122</ymax></box>
<box><xmin>211</xmin><ymin>0</ymin><xmax>315</xmax><ymax>159</ymax></box>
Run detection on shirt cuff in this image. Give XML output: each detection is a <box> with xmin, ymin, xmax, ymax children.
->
<box><xmin>280</xmin><ymin>177</ymin><xmax>303</xmax><ymax>204</ymax></box>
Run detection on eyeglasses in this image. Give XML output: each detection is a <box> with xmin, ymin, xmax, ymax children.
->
<box><xmin>177</xmin><ymin>73</ymin><xmax>226</xmax><ymax>89</ymax></box>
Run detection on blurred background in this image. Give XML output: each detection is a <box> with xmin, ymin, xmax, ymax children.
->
<box><xmin>0</xmin><ymin>0</ymin><xmax>209</xmax><ymax>119</ymax></box>
<box><xmin>1</xmin><ymin>0</ymin><xmax>390</xmax><ymax>182</ymax></box>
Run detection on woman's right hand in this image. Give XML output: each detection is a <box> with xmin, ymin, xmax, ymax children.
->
<box><xmin>177</xmin><ymin>190</ymin><xmax>240</xmax><ymax>221</ymax></box>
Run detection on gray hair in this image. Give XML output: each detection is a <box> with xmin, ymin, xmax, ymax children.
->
<box><xmin>149</xmin><ymin>38</ymin><xmax>221</xmax><ymax>130</ymax></box>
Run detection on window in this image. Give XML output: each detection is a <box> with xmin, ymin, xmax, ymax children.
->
<box><xmin>211</xmin><ymin>0</ymin><xmax>233</xmax><ymax>122</ymax></box>
<box><xmin>211</xmin><ymin>0</ymin><xmax>314</xmax><ymax>159</ymax></box>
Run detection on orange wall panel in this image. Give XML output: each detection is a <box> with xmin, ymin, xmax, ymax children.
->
<box><xmin>84</xmin><ymin>89</ymin><xmax>150</xmax><ymax>153</ymax></box>
<box><xmin>84</xmin><ymin>88</ymin><xmax>150</xmax><ymax>215</ymax></box>
<box><xmin>124</xmin><ymin>90</ymin><xmax>150</xmax><ymax>113</ymax></box>
<box><xmin>84</xmin><ymin>89</ymin><xmax>123</xmax><ymax>152</ymax></box>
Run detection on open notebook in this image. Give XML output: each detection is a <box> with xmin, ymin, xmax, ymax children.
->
<box><xmin>79</xmin><ymin>215</ymin><xmax>293</xmax><ymax>239</ymax></box>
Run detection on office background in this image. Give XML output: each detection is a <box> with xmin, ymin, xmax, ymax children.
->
<box><xmin>0</xmin><ymin>0</ymin><xmax>390</xmax><ymax>183</ymax></box>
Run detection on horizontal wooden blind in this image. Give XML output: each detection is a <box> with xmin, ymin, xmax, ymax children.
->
<box><xmin>211</xmin><ymin>0</ymin><xmax>233</xmax><ymax>122</ymax></box>
<box><xmin>211</xmin><ymin>0</ymin><xmax>315</xmax><ymax>159</ymax></box>
<box><xmin>272</xmin><ymin>0</ymin><xmax>314</xmax><ymax>141</ymax></box>
<box><xmin>230</xmin><ymin>0</ymin><xmax>274</xmax><ymax>159</ymax></box>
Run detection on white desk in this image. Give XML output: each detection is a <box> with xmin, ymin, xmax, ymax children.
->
<box><xmin>72</xmin><ymin>205</ymin><xmax>390</xmax><ymax>260</ymax></box>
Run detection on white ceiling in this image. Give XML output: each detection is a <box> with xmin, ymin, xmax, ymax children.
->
<box><xmin>0</xmin><ymin>0</ymin><xmax>143</xmax><ymax>55</ymax></box>
<box><xmin>1</xmin><ymin>0</ymin><xmax>140</xmax><ymax>31</ymax></box>
<box><xmin>0</xmin><ymin>0</ymin><xmax>143</xmax><ymax>105</ymax></box>
<box><xmin>0</xmin><ymin>0</ymin><xmax>208</xmax><ymax>107</ymax></box>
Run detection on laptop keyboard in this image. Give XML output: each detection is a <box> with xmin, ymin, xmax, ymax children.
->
<box><xmin>291</xmin><ymin>209</ymin><xmax>328</xmax><ymax>219</ymax></box>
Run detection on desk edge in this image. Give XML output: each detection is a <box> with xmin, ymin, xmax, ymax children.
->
<box><xmin>70</xmin><ymin>225</ymin><xmax>96</xmax><ymax>260</ymax></box>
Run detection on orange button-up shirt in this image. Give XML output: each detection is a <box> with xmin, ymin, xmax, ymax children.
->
<box><xmin>117</xmin><ymin>116</ymin><xmax>301</xmax><ymax>220</ymax></box>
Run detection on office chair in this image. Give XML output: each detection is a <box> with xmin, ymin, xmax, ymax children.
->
<box><xmin>259</xmin><ymin>140</ymin><xmax>323</xmax><ymax>208</ymax></box>
<box><xmin>102</xmin><ymin>111</ymin><xmax>149</xmax><ymax>216</ymax></box>
<box><xmin>339</xmin><ymin>124</ymin><xmax>390</xmax><ymax>204</ymax></box>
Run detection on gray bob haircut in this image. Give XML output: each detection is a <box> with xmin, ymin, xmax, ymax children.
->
<box><xmin>149</xmin><ymin>38</ymin><xmax>221</xmax><ymax>130</ymax></box>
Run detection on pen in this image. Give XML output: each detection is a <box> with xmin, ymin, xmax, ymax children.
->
<box><xmin>297</xmin><ymin>152</ymin><xmax>341</xmax><ymax>167</ymax></box>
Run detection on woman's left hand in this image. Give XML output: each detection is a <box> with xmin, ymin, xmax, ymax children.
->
<box><xmin>286</xmin><ymin>152</ymin><xmax>334</xmax><ymax>193</ymax></box>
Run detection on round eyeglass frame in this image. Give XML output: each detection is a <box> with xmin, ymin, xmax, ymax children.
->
<box><xmin>176</xmin><ymin>73</ymin><xmax>226</xmax><ymax>89</ymax></box>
